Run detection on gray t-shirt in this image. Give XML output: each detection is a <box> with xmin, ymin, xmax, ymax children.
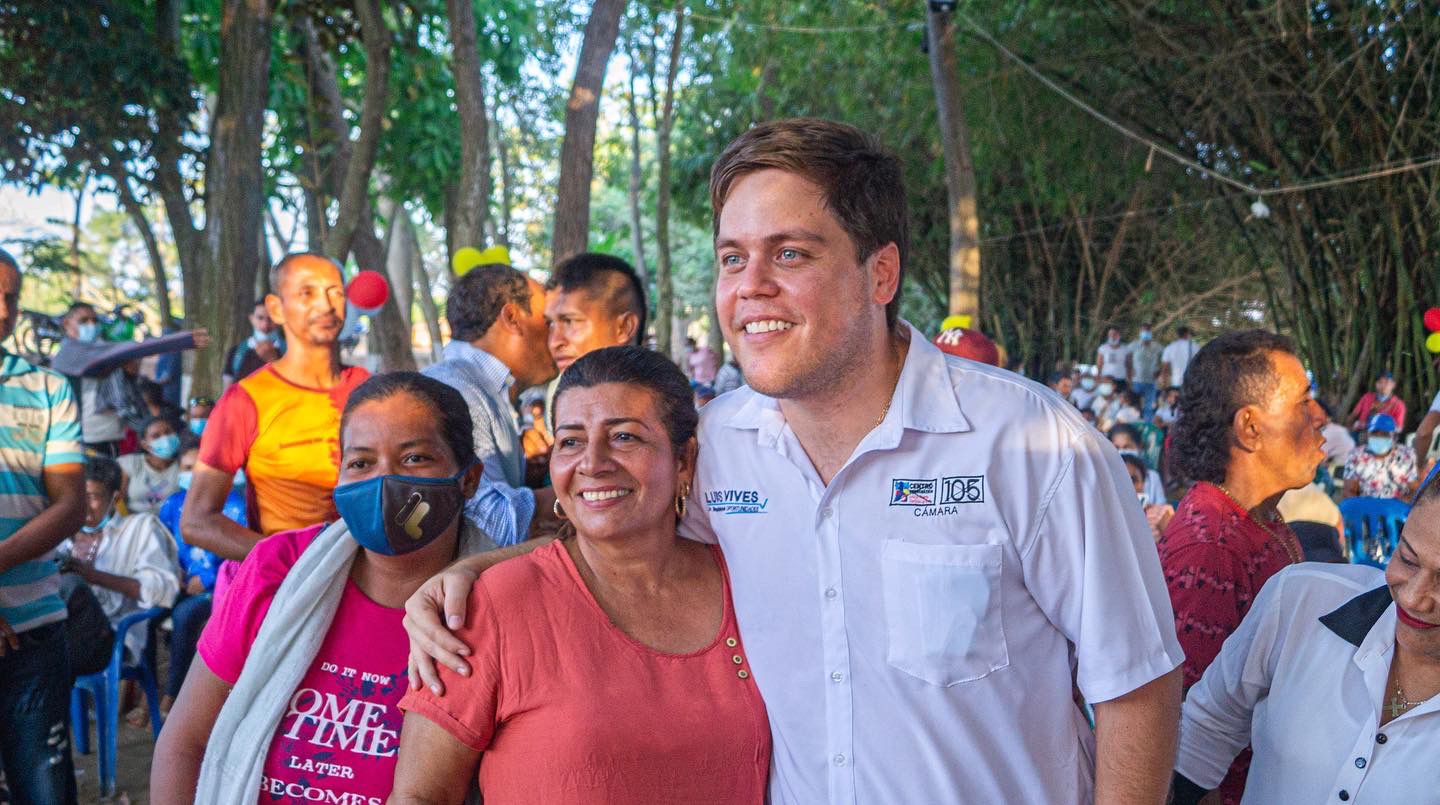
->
<box><xmin>1129</xmin><ymin>341</ymin><xmax>1164</xmax><ymax>383</ymax></box>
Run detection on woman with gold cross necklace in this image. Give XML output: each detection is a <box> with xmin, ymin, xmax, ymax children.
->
<box><xmin>1171</xmin><ymin>476</ymin><xmax>1440</xmax><ymax>804</ymax></box>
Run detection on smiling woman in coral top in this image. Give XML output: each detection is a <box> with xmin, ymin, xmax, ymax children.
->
<box><xmin>391</xmin><ymin>346</ymin><xmax>770</xmax><ymax>805</ymax></box>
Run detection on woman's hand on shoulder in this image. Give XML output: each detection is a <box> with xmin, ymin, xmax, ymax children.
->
<box><xmin>404</xmin><ymin>561</ymin><xmax>480</xmax><ymax>695</ymax></box>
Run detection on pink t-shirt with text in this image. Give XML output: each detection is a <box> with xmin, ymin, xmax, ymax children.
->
<box><xmin>197</xmin><ymin>525</ymin><xmax>408</xmax><ymax>805</ymax></box>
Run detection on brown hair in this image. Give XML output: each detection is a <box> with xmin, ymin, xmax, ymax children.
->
<box><xmin>709</xmin><ymin>118</ymin><xmax>909</xmax><ymax>327</ymax></box>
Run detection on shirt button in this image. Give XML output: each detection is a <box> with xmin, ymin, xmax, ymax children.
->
<box><xmin>737</xmin><ymin>670</ymin><xmax>749</xmax><ymax>679</ymax></box>
<box><xmin>831</xmin><ymin>671</ymin><xmax>844</xmax><ymax>683</ymax></box>
<box><xmin>1354</xmin><ymin>757</ymin><xmax>1366</xmax><ymax>769</ymax></box>
<box><xmin>1339</xmin><ymin>791</ymin><xmax>1350</xmax><ymax>801</ymax></box>
<box><xmin>725</xmin><ymin>637</ymin><xmax>738</xmax><ymax>647</ymax></box>
<box><xmin>821</xmin><ymin>507</ymin><xmax>834</xmax><ymax>519</ymax></box>
<box><xmin>732</xmin><ymin>654</ymin><xmax>744</xmax><ymax>665</ymax></box>
<box><xmin>833</xmin><ymin>754</ymin><xmax>847</xmax><ymax>766</ymax></box>
<box><xmin>824</xmin><ymin>587</ymin><xmax>838</xmax><ymax>600</ymax></box>
<box><xmin>1376</xmin><ymin>733</ymin><xmax>1388</xmax><ymax>744</ymax></box>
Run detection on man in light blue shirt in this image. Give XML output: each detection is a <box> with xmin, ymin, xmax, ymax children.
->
<box><xmin>0</xmin><ymin>249</ymin><xmax>88</xmax><ymax>804</ymax></box>
<box><xmin>424</xmin><ymin>264</ymin><xmax>557</xmax><ymax>545</ymax></box>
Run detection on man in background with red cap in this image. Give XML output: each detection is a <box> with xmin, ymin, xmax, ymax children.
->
<box><xmin>182</xmin><ymin>253</ymin><xmax>369</xmax><ymax>561</ymax></box>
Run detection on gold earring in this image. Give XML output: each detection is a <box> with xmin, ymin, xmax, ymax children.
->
<box><xmin>675</xmin><ymin>483</ymin><xmax>690</xmax><ymax>518</ymax></box>
<box><xmin>553</xmin><ymin>499</ymin><xmax>568</xmax><ymax>521</ymax></box>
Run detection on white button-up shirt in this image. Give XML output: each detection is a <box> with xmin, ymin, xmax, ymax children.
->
<box><xmin>684</xmin><ymin>325</ymin><xmax>1183</xmax><ymax>804</ymax></box>
<box><xmin>1177</xmin><ymin>563</ymin><xmax>1439</xmax><ymax>804</ymax></box>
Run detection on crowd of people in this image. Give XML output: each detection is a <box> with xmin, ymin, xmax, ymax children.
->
<box><xmin>1</xmin><ymin>117</ymin><xmax>1437</xmax><ymax>805</ymax></box>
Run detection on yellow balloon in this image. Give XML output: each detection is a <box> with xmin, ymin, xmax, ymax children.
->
<box><xmin>452</xmin><ymin>247</ymin><xmax>484</xmax><ymax>275</ymax></box>
<box><xmin>451</xmin><ymin>245</ymin><xmax>512</xmax><ymax>276</ymax></box>
<box><xmin>940</xmin><ymin>314</ymin><xmax>973</xmax><ymax>331</ymax></box>
<box><xmin>476</xmin><ymin>245</ymin><xmax>511</xmax><ymax>266</ymax></box>
<box><xmin>1427</xmin><ymin>332</ymin><xmax>1440</xmax><ymax>354</ymax></box>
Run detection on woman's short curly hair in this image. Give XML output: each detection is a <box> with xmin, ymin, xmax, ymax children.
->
<box><xmin>1170</xmin><ymin>329</ymin><xmax>1297</xmax><ymax>484</ymax></box>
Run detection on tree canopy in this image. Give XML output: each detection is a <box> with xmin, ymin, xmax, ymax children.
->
<box><xmin>2</xmin><ymin>0</ymin><xmax>1437</xmax><ymax>410</ymax></box>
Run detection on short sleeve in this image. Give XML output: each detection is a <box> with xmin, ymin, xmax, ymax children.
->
<box><xmin>198</xmin><ymin>383</ymin><xmax>258</xmax><ymax>474</ymax></box>
<box><xmin>1430</xmin><ymin>391</ymin><xmax>1440</xmax><ymax>414</ymax></box>
<box><xmin>43</xmin><ymin>373</ymin><xmax>83</xmax><ymax>466</ymax></box>
<box><xmin>1019</xmin><ymin>427</ymin><xmax>1183</xmax><ymax>703</ymax></box>
<box><xmin>397</xmin><ymin>578</ymin><xmax>504</xmax><ymax>752</ymax></box>
<box><xmin>196</xmin><ymin>529</ymin><xmax>310</xmax><ymax>683</ymax></box>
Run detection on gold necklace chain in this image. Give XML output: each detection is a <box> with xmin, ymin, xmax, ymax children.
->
<box><xmin>1388</xmin><ymin>682</ymin><xmax>1431</xmax><ymax>719</ymax></box>
<box><xmin>1213</xmin><ymin>483</ymin><xmax>1302</xmax><ymax>565</ymax></box>
<box><xmin>873</xmin><ymin>348</ymin><xmax>906</xmax><ymax>429</ymax></box>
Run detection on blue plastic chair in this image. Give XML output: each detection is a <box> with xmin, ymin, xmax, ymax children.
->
<box><xmin>70</xmin><ymin>607</ymin><xmax>168</xmax><ymax>798</ymax></box>
<box><xmin>1339</xmin><ymin>497</ymin><xmax>1410</xmax><ymax>568</ymax></box>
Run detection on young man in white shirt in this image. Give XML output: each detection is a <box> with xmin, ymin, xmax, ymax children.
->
<box><xmin>1097</xmin><ymin>327</ymin><xmax>1131</xmax><ymax>381</ymax></box>
<box><xmin>402</xmin><ymin>118</ymin><xmax>1184</xmax><ymax>804</ymax></box>
<box><xmin>1161</xmin><ymin>325</ymin><xmax>1197</xmax><ymax>388</ymax></box>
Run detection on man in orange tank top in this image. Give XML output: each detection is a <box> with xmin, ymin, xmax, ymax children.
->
<box><xmin>181</xmin><ymin>253</ymin><xmax>369</xmax><ymax>561</ymax></box>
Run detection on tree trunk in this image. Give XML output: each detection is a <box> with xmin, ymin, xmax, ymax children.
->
<box><xmin>927</xmin><ymin>7</ymin><xmax>982</xmax><ymax>321</ymax></box>
<box><xmin>492</xmin><ymin>94</ymin><xmax>512</xmax><ymax>250</ymax></box>
<box><xmin>151</xmin><ymin>0</ymin><xmax>203</xmax><ymax>338</ymax></box>
<box><xmin>625</xmin><ymin>59</ymin><xmax>648</xmax><ymax>286</ymax></box>
<box><xmin>115</xmin><ymin>175</ymin><xmax>174</xmax><ymax>329</ymax></box>
<box><xmin>70</xmin><ymin>177</ymin><xmax>86</xmax><ymax>298</ymax></box>
<box><xmin>321</xmin><ymin>0</ymin><xmax>390</xmax><ymax>262</ymax></box>
<box><xmin>380</xmin><ymin>198</ymin><xmax>414</xmax><ymax>333</ymax></box>
<box><xmin>446</xmin><ymin>0</ymin><xmax>491</xmax><ymax>253</ymax></box>
<box><xmin>299</xmin><ymin>5</ymin><xmax>412</xmax><ymax>371</ymax></box>
<box><xmin>551</xmin><ymin>0</ymin><xmax>626</xmax><ymax>261</ymax></box>
<box><xmin>196</xmin><ymin>0</ymin><xmax>273</xmax><ymax>398</ymax></box>
<box><xmin>265</xmin><ymin>203</ymin><xmax>292</xmax><ymax>256</ymax></box>
<box><xmin>653</xmin><ymin>1</ymin><xmax>684</xmax><ymax>360</ymax></box>
<box><xmin>408</xmin><ymin>218</ymin><xmax>445</xmax><ymax>364</ymax></box>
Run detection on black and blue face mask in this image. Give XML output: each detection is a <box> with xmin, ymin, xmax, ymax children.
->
<box><xmin>332</xmin><ymin>471</ymin><xmax>467</xmax><ymax>556</ymax></box>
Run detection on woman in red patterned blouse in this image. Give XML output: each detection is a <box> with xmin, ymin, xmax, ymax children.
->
<box><xmin>1159</xmin><ymin>330</ymin><xmax>1328</xmax><ymax>804</ymax></box>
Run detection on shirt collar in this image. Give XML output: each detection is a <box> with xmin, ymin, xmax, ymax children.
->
<box><xmin>0</xmin><ymin>351</ymin><xmax>33</xmax><ymax>378</ymax></box>
<box><xmin>442</xmin><ymin>340</ymin><xmax>515</xmax><ymax>395</ymax></box>
<box><xmin>720</xmin><ymin>320</ymin><xmax>972</xmax><ymax>445</ymax></box>
<box><xmin>1319</xmin><ymin>585</ymin><xmax>1395</xmax><ymax>657</ymax></box>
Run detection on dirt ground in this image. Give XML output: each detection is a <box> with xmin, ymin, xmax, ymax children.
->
<box><xmin>75</xmin><ymin>717</ymin><xmax>157</xmax><ymax>804</ymax></box>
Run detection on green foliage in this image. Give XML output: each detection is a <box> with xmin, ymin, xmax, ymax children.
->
<box><xmin>0</xmin><ymin>0</ymin><xmax>195</xmax><ymax>186</ymax></box>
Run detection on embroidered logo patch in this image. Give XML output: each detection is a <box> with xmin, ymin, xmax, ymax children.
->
<box><xmin>890</xmin><ymin>479</ymin><xmax>936</xmax><ymax>506</ymax></box>
<box><xmin>704</xmin><ymin>488</ymin><xmax>769</xmax><ymax>515</ymax></box>
<box><xmin>940</xmin><ymin>475</ymin><xmax>985</xmax><ymax>504</ymax></box>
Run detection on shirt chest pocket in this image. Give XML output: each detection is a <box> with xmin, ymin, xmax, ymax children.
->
<box><xmin>880</xmin><ymin>539</ymin><xmax>1009</xmax><ymax>687</ymax></box>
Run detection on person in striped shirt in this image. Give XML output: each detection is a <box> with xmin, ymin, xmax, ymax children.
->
<box><xmin>0</xmin><ymin>248</ymin><xmax>88</xmax><ymax>805</ymax></box>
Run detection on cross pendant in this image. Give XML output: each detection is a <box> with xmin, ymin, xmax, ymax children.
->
<box><xmin>1387</xmin><ymin>699</ymin><xmax>1406</xmax><ymax>719</ymax></box>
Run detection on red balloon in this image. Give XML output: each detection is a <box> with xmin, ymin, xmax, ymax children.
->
<box><xmin>347</xmin><ymin>270</ymin><xmax>389</xmax><ymax>311</ymax></box>
<box><xmin>1425</xmin><ymin>307</ymin><xmax>1440</xmax><ymax>333</ymax></box>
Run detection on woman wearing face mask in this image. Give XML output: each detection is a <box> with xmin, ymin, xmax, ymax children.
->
<box><xmin>117</xmin><ymin>415</ymin><xmax>184</xmax><ymax>514</ymax></box>
<box><xmin>59</xmin><ymin>456</ymin><xmax>182</xmax><ymax>665</ymax></box>
<box><xmin>1342</xmin><ymin>413</ymin><xmax>1419</xmax><ymax>501</ymax></box>
<box><xmin>151</xmin><ymin>373</ymin><xmax>492</xmax><ymax>805</ymax></box>
<box><xmin>389</xmin><ymin>346</ymin><xmax>769</xmax><ymax>805</ymax></box>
